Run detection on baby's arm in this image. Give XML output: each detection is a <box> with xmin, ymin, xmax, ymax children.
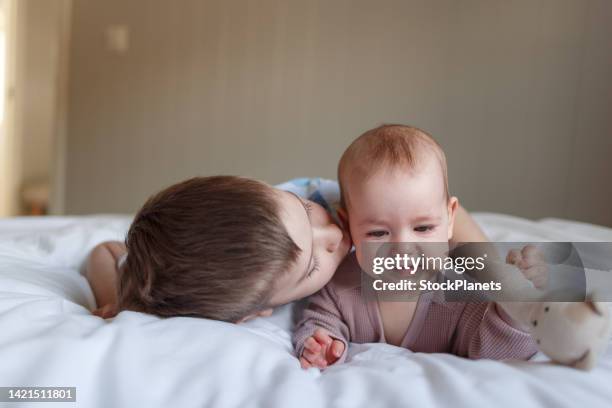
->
<box><xmin>454</xmin><ymin>247</ymin><xmax>610</xmax><ymax>369</ymax></box>
<box><xmin>451</xmin><ymin>205</ymin><xmax>488</xmax><ymax>243</ymax></box>
<box><xmin>451</xmin><ymin>246</ymin><xmax>546</xmax><ymax>359</ymax></box>
<box><xmin>452</xmin><ymin>302</ymin><xmax>538</xmax><ymax>360</ymax></box>
<box><xmin>293</xmin><ymin>284</ymin><xmax>350</xmax><ymax>369</ymax></box>
<box><xmin>85</xmin><ymin>241</ymin><xmax>126</xmax><ymax>318</ymax></box>
<box><xmin>496</xmin><ymin>248</ymin><xmax>610</xmax><ymax>369</ymax></box>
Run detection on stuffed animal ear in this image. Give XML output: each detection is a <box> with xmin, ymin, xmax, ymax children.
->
<box><xmin>572</xmin><ymin>349</ymin><xmax>596</xmax><ymax>371</ymax></box>
<box><xmin>591</xmin><ymin>301</ymin><xmax>608</xmax><ymax>316</ymax></box>
<box><xmin>584</xmin><ymin>292</ymin><xmax>609</xmax><ymax>316</ymax></box>
<box><xmin>585</xmin><ymin>300</ymin><xmax>603</xmax><ymax>316</ymax></box>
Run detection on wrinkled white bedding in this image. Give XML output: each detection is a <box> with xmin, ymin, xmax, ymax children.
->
<box><xmin>0</xmin><ymin>213</ymin><xmax>611</xmax><ymax>408</ymax></box>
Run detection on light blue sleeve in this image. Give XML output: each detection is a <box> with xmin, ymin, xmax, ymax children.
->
<box><xmin>275</xmin><ymin>178</ymin><xmax>341</xmax><ymax>225</ymax></box>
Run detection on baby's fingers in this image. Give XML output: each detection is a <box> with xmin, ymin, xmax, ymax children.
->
<box><xmin>313</xmin><ymin>328</ymin><xmax>333</xmax><ymax>346</ymax></box>
<box><xmin>303</xmin><ymin>349</ymin><xmax>327</xmax><ymax>368</ymax></box>
<box><xmin>506</xmin><ymin>249</ymin><xmax>521</xmax><ymax>266</ymax></box>
<box><xmin>520</xmin><ymin>261</ymin><xmax>548</xmax><ymax>283</ymax></box>
<box><xmin>328</xmin><ymin>340</ymin><xmax>345</xmax><ymax>361</ymax></box>
<box><xmin>527</xmin><ymin>267</ymin><xmax>549</xmax><ymax>289</ymax></box>
<box><xmin>531</xmin><ymin>276</ymin><xmax>548</xmax><ymax>290</ymax></box>
<box><xmin>521</xmin><ymin>244</ymin><xmax>542</xmax><ymax>261</ymax></box>
<box><xmin>519</xmin><ymin>245</ymin><xmax>546</xmax><ymax>268</ymax></box>
<box><xmin>299</xmin><ymin>357</ymin><xmax>312</xmax><ymax>369</ymax></box>
<box><xmin>507</xmin><ymin>246</ymin><xmax>547</xmax><ymax>271</ymax></box>
<box><xmin>304</xmin><ymin>337</ymin><xmax>322</xmax><ymax>353</ymax></box>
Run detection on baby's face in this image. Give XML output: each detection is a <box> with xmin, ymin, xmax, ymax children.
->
<box><xmin>344</xmin><ymin>159</ymin><xmax>458</xmax><ymax>270</ymax></box>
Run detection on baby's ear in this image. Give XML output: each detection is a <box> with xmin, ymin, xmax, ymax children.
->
<box><xmin>447</xmin><ymin>197</ymin><xmax>459</xmax><ymax>240</ymax></box>
<box><xmin>337</xmin><ymin>207</ymin><xmax>349</xmax><ymax>230</ymax></box>
<box><xmin>336</xmin><ymin>207</ymin><xmax>353</xmax><ymax>244</ymax></box>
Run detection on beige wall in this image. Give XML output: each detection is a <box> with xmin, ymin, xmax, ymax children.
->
<box><xmin>64</xmin><ymin>0</ymin><xmax>612</xmax><ymax>226</ymax></box>
<box><xmin>0</xmin><ymin>0</ymin><xmax>66</xmax><ymax>216</ymax></box>
<box><xmin>0</xmin><ymin>0</ymin><xmax>16</xmax><ymax>217</ymax></box>
<box><xmin>17</xmin><ymin>0</ymin><xmax>61</xmax><ymax>185</ymax></box>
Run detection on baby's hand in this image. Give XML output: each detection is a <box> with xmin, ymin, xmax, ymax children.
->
<box><xmin>299</xmin><ymin>328</ymin><xmax>345</xmax><ymax>369</ymax></box>
<box><xmin>506</xmin><ymin>244</ymin><xmax>548</xmax><ymax>289</ymax></box>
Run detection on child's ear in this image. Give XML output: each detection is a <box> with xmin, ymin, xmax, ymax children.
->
<box><xmin>257</xmin><ymin>308</ymin><xmax>273</xmax><ymax>317</ymax></box>
<box><xmin>447</xmin><ymin>197</ymin><xmax>459</xmax><ymax>240</ymax></box>
<box><xmin>236</xmin><ymin>308</ymin><xmax>273</xmax><ymax>323</ymax></box>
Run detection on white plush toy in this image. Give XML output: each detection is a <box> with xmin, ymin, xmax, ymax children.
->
<box><xmin>496</xmin><ymin>245</ymin><xmax>612</xmax><ymax>370</ymax></box>
<box><xmin>532</xmin><ymin>300</ymin><xmax>611</xmax><ymax>369</ymax></box>
<box><xmin>499</xmin><ymin>299</ymin><xmax>611</xmax><ymax>370</ymax></box>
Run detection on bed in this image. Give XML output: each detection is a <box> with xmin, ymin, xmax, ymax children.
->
<box><xmin>1</xmin><ymin>213</ymin><xmax>611</xmax><ymax>408</ymax></box>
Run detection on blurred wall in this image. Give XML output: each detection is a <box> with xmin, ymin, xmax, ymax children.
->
<box><xmin>18</xmin><ymin>0</ymin><xmax>61</xmax><ymax>185</ymax></box>
<box><xmin>64</xmin><ymin>0</ymin><xmax>612</xmax><ymax>226</ymax></box>
<box><xmin>0</xmin><ymin>0</ymin><xmax>16</xmax><ymax>217</ymax></box>
<box><xmin>0</xmin><ymin>0</ymin><xmax>67</xmax><ymax>216</ymax></box>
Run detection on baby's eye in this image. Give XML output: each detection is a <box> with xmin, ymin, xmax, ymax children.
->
<box><xmin>414</xmin><ymin>225</ymin><xmax>435</xmax><ymax>232</ymax></box>
<box><xmin>366</xmin><ymin>230</ymin><xmax>388</xmax><ymax>238</ymax></box>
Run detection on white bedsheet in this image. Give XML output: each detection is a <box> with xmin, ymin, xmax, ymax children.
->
<box><xmin>0</xmin><ymin>213</ymin><xmax>611</xmax><ymax>408</ymax></box>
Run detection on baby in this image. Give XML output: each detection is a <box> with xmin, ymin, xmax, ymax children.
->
<box><xmin>294</xmin><ymin>124</ymin><xmax>610</xmax><ymax>369</ymax></box>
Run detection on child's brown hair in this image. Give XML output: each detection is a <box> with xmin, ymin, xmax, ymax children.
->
<box><xmin>118</xmin><ymin>176</ymin><xmax>300</xmax><ymax>322</ymax></box>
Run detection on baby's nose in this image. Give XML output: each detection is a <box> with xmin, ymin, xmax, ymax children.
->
<box><xmin>387</xmin><ymin>242</ymin><xmax>418</xmax><ymax>258</ymax></box>
<box><xmin>395</xmin><ymin>230</ymin><xmax>414</xmax><ymax>244</ymax></box>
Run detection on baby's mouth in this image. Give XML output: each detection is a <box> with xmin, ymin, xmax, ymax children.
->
<box><xmin>390</xmin><ymin>265</ymin><xmax>416</xmax><ymax>278</ymax></box>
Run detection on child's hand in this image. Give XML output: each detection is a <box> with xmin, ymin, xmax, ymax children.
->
<box><xmin>92</xmin><ymin>303</ymin><xmax>118</xmax><ymax>319</ymax></box>
<box><xmin>506</xmin><ymin>244</ymin><xmax>548</xmax><ymax>289</ymax></box>
<box><xmin>299</xmin><ymin>328</ymin><xmax>345</xmax><ymax>369</ymax></box>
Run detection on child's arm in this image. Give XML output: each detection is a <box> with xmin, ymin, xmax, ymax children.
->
<box><xmin>85</xmin><ymin>241</ymin><xmax>126</xmax><ymax>318</ymax></box>
<box><xmin>293</xmin><ymin>284</ymin><xmax>350</xmax><ymax>369</ymax></box>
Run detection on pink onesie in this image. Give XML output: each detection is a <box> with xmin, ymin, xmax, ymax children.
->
<box><xmin>293</xmin><ymin>252</ymin><xmax>538</xmax><ymax>364</ymax></box>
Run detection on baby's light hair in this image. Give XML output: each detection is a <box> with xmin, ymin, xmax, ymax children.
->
<box><xmin>338</xmin><ymin>124</ymin><xmax>449</xmax><ymax>209</ymax></box>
